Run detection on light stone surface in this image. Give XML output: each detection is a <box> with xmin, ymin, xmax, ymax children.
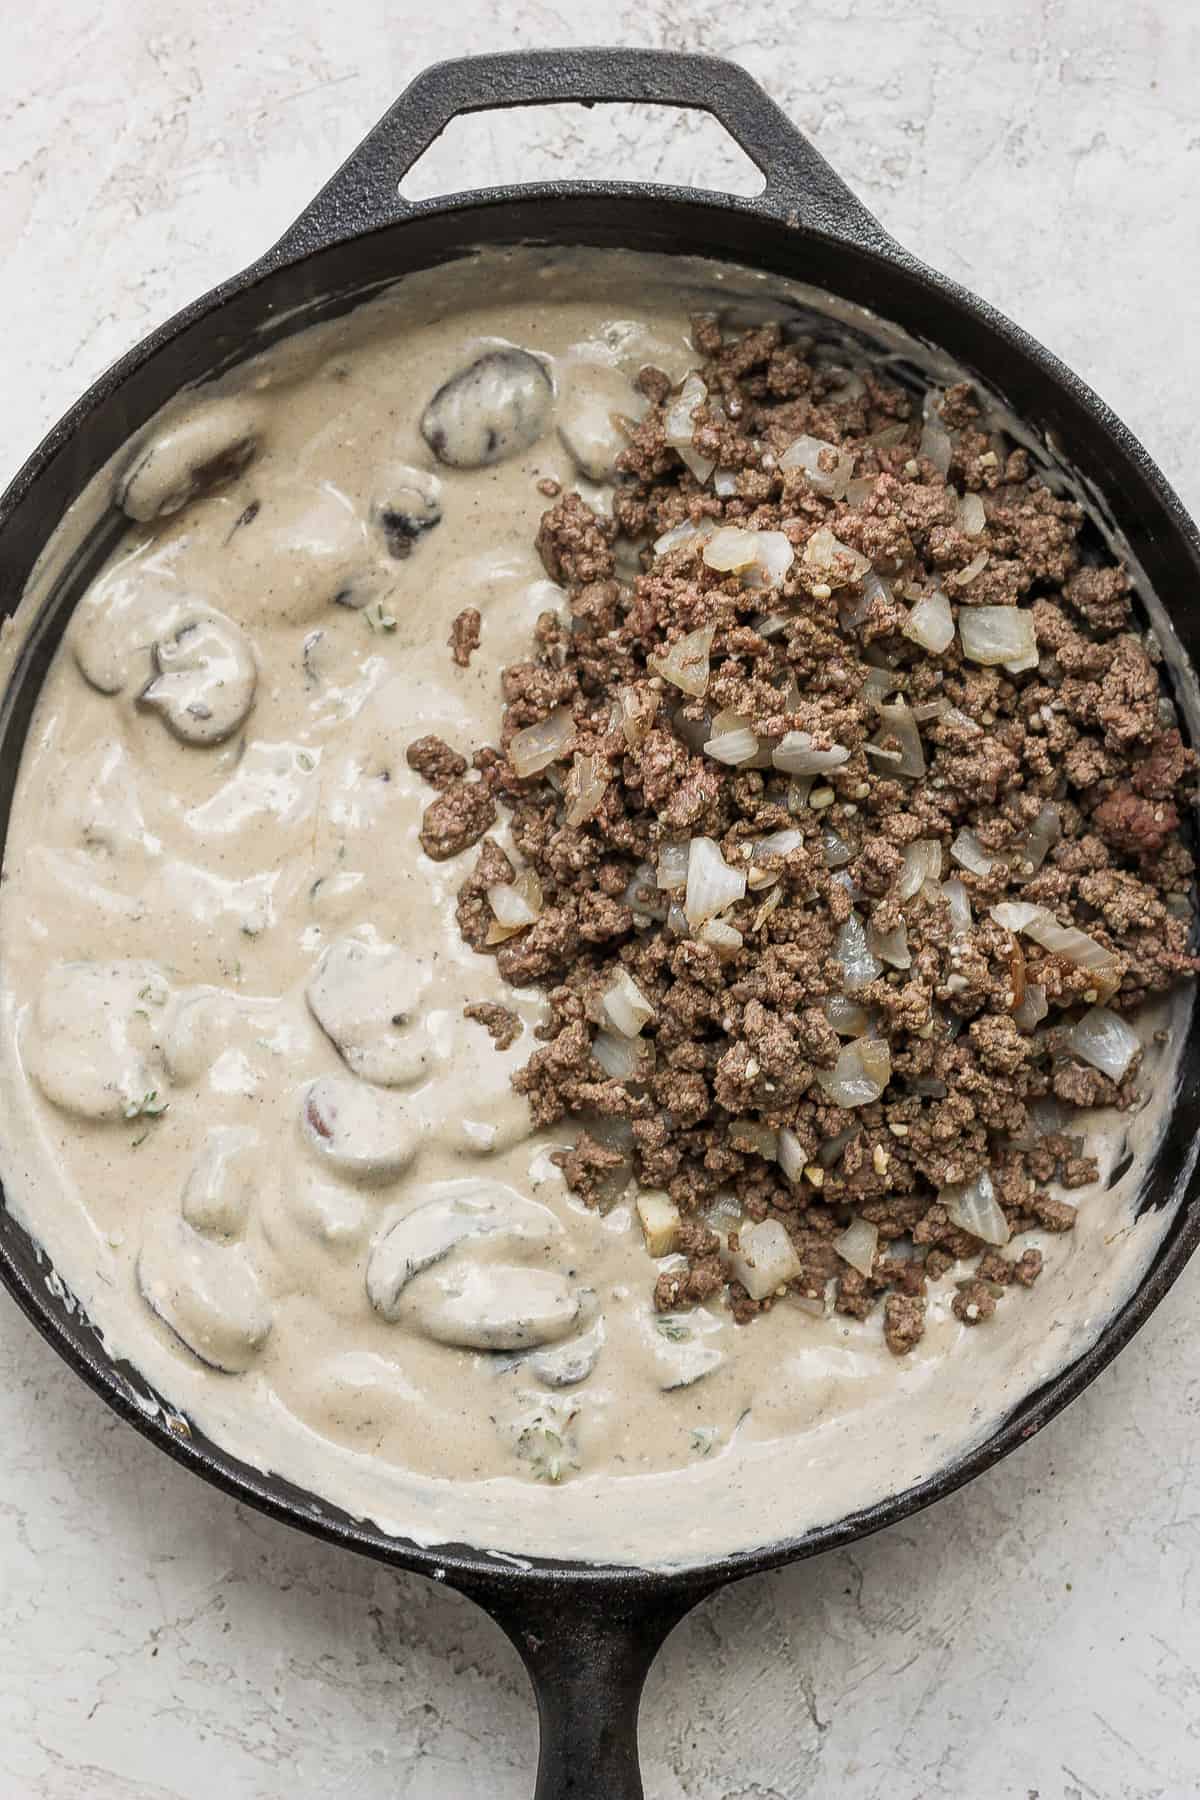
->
<box><xmin>3</xmin><ymin>3</ymin><xmax>1200</xmax><ymax>1795</ymax></box>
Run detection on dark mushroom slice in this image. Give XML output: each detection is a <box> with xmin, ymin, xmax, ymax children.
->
<box><xmin>27</xmin><ymin>959</ymin><xmax>169</xmax><ymax>1122</ymax></box>
<box><xmin>139</xmin><ymin>609</ymin><xmax>257</xmax><ymax>746</ymax></box>
<box><xmin>370</xmin><ymin>466</ymin><xmax>443</xmax><ymax>558</ymax></box>
<box><xmin>137</xmin><ymin>1214</ymin><xmax>272</xmax><ymax>1373</ymax></box>
<box><xmin>181</xmin><ymin>1126</ymin><xmax>261</xmax><ymax>1239</ymax></box>
<box><xmin>403</xmin><ymin>1263</ymin><xmax>581</xmax><ymax>1352</ymax></box>
<box><xmin>366</xmin><ymin>1184</ymin><xmax>563</xmax><ymax>1322</ymax></box>
<box><xmin>115</xmin><ymin>396</ymin><xmax>262</xmax><ymax>523</ymax></box>
<box><xmin>420</xmin><ymin>349</ymin><xmax>554</xmax><ymax>469</ymax></box>
<box><xmin>299</xmin><ymin>1075</ymin><xmax>422</xmax><ymax>1184</ymax></box>
<box><xmin>305</xmin><ymin>935</ymin><xmax>436</xmax><ymax>1088</ymax></box>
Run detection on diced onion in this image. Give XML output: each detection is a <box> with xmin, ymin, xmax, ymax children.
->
<box><xmin>649</xmin><ymin>625</ymin><xmax>715</xmax><ymax>698</ymax></box>
<box><xmin>903</xmin><ymin>589</ymin><xmax>955</xmax><ymax>654</ymax></box>
<box><xmin>802</xmin><ymin>527</ymin><xmax>871</xmax><ymax>586</ymax></box>
<box><xmin>861</xmin><ymin>665</ymin><xmax>899</xmax><ymax>707</ymax></box>
<box><xmin>835</xmin><ymin>912</ymin><xmax>884</xmax><ymax>992</ymax></box>
<box><xmin>713</xmin><ymin>468</ymin><xmax>739</xmax><ymax>496</ymax></box>
<box><xmin>959</xmin><ymin>491</ymin><xmax>987</xmax><ymax>536</ymax></box>
<box><xmin>637</xmin><ymin>1190</ymin><xmax>681</xmax><ymax>1258</ymax></box>
<box><xmin>868</xmin><ymin>919</ymin><xmax>911</xmax><ymax>969</ymax></box>
<box><xmin>601</xmin><ymin>968</ymin><xmax>656</xmax><ymax>1038</ymax></box>
<box><xmin>845</xmin><ymin>475</ymin><xmax>878</xmax><ymax>507</ymax></box>
<box><xmin>1018</xmin><ymin>802</ymin><xmax>1061</xmax><ymax>878</ymax></box>
<box><xmin>664</xmin><ymin>373</ymin><xmax>707</xmax><ymax>447</ymax></box>
<box><xmin>751</xmin><ymin>885</ymin><xmax>784</xmax><ymax>932</ymax></box>
<box><xmin>729</xmin><ymin>1119</ymin><xmax>778</xmax><ymax>1160</ymax></box>
<box><xmin>990</xmin><ymin>901</ymin><xmax>1044</xmax><ymax>932</ymax></box>
<box><xmin>624</xmin><ymin>861</ymin><xmax>669</xmax><ymax>921</ymax></box>
<box><xmin>821</xmin><ymin>824</ymin><xmax>854</xmax><ymax>869</ymax></box>
<box><xmin>954</xmin><ymin>549</ymin><xmax>990</xmax><ymax>588</ymax></box>
<box><xmin>875</xmin><ymin>699</ymin><xmax>926</xmax><ymax>778</ymax></box>
<box><xmin>727</xmin><ymin>1219</ymin><xmax>802</xmax><ymax>1301</ymax></box>
<box><xmin>843</xmin><ymin>566</ymin><xmax>891</xmax><ymax>628</ymax></box>
<box><xmin>951</xmin><ymin>827</ymin><xmax>1002</xmax><ymax>877</ymax></box>
<box><xmin>656</xmin><ymin>841</ymin><xmax>690</xmax><ymax>891</ymax></box>
<box><xmin>592</xmin><ymin>1029</ymin><xmax>645</xmax><ymax>1082</ymax></box>
<box><xmin>777</xmin><ymin>1127</ymin><xmax>810</xmax><ymax>1184</ymax></box>
<box><xmin>910</xmin><ymin>697</ymin><xmax>950</xmax><ymax>723</ymax></box>
<box><xmin>942</xmin><ymin>878</ymin><xmax>973</xmax><ymax>934</ymax></box>
<box><xmin>773</xmin><ymin>731</ymin><xmax>850</xmax><ymax>775</ymax></box>
<box><xmin>699</xmin><ymin>918</ymin><xmax>744</xmax><ymax>952</ymax></box>
<box><xmin>510</xmin><ymin>706</ymin><xmax>574</xmax><ymax>777</ymax></box>
<box><xmin>1065</xmin><ymin>1005</ymin><xmax>1140</xmax><ymax>1080</ymax></box>
<box><xmin>834</xmin><ymin>1216</ymin><xmax>879</xmax><ymax>1277</ymax></box>
<box><xmin>1012</xmin><ymin>982</ymin><xmax>1048</xmax><ymax>1032</ymax></box>
<box><xmin>704</xmin><ymin>727</ymin><xmax>760</xmax><ymax>766</ymax></box>
<box><xmin>958</xmin><ymin>605</ymin><xmax>1037</xmax><ymax>672</ymax></box>
<box><xmin>941</xmin><ymin>1169</ymin><xmax>1010</xmax><ymax>1246</ymax></box>
<box><xmin>703</xmin><ymin>526</ymin><xmax>760</xmax><ymax>573</ymax></box>
<box><xmin>824</xmin><ymin>995</ymin><xmax>871</xmax><ymax>1037</ymax></box>
<box><xmin>619</xmin><ymin>685</ymin><xmax>656</xmax><ymax>746</ymax></box>
<box><xmin>989</xmin><ymin>904</ymin><xmax>1120</xmax><ymax>999</ymax></box>
<box><xmin>678</xmin><ymin>445</ymin><xmax>716</xmax><ymax>484</ymax></box>
<box><xmin>487</xmin><ymin>872</ymin><xmax>543</xmax><ymax>929</ymax></box>
<box><xmin>564</xmin><ymin>751</ymin><xmax>608</xmax><ymax>827</ymax></box>
<box><xmin>685</xmin><ymin>836</ymin><xmax>747</xmax><ymax>926</ymax></box>
<box><xmin>870</xmin><ymin>421</ymin><xmax>910</xmax><ymax>449</ymax></box>
<box><xmin>918</xmin><ymin>398</ymin><xmax>953</xmax><ymax>475</ymax></box>
<box><xmin>654</xmin><ymin>518</ymin><xmax>716</xmax><ymax>558</ymax></box>
<box><xmin>780</xmin><ymin>433</ymin><xmax>854</xmax><ymax>500</ymax></box>
<box><xmin>898</xmin><ymin>838</ymin><xmax>942</xmax><ymax>901</ymax></box>
<box><xmin>745</xmin><ymin>530</ymin><xmax>795</xmax><ymax>590</ymax></box>
<box><xmin>817</xmin><ymin>1037</ymin><xmax>891</xmax><ymax>1108</ymax></box>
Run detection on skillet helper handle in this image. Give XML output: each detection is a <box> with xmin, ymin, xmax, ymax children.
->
<box><xmin>461</xmin><ymin>1579</ymin><xmax>705</xmax><ymax>1799</ymax></box>
<box><xmin>274</xmin><ymin>47</ymin><xmax>890</xmax><ymax>254</ymax></box>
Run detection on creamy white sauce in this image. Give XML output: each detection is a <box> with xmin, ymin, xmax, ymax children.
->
<box><xmin>0</xmin><ymin>249</ymin><xmax>1191</xmax><ymax>1570</ymax></box>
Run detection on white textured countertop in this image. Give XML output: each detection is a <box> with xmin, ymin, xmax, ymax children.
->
<box><xmin>3</xmin><ymin>4</ymin><xmax>1200</xmax><ymax>1795</ymax></box>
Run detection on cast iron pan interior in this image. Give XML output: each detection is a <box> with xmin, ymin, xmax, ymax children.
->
<box><xmin>1</xmin><ymin>49</ymin><xmax>1199</xmax><ymax>1799</ymax></box>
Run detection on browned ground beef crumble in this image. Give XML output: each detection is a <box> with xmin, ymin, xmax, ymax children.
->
<box><xmin>411</xmin><ymin>320</ymin><xmax>1199</xmax><ymax>1354</ymax></box>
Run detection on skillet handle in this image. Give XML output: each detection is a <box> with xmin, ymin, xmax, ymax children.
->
<box><xmin>451</xmin><ymin>1574</ymin><xmax>711</xmax><ymax>1799</ymax></box>
<box><xmin>273</xmin><ymin>47</ymin><xmax>890</xmax><ymax>255</ymax></box>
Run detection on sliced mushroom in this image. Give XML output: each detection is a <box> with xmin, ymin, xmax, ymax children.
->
<box><xmin>305</xmin><ymin>935</ymin><xmax>436</xmax><ymax>1087</ymax></box>
<box><xmin>557</xmin><ymin>365</ymin><xmax>645</xmax><ymax>482</ymax></box>
<box><xmin>26</xmin><ymin>960</ymin><xmax>169</xmax><ymax>1121</ymax></box>
<box><xmin>71</xmin><ymin>571</ymin><xmax>192</xmax><ymax>697</ymax></box>
<box><xmin>404</xmin><ymin>1264</ymin><xmax>580</xmax><ymax>1351</ymax></box>
<box><xmin>139</xmin><ymin>609</ymin><xmax>257</xmax><ymax>746</ymax></box>
<box><xmin>421</xmin><ymin>349</ymin><xmax>553</xmax><ymax>468</ymax></box>
<box><xmin>115</xmin><ymin>396</ymin><xmax>261</xmax><ymax>523</ymax></box>
<box><xmin>137</xmin><ymin>1214</ymin><xmax>271</xmax><ymax>1373</ymax></box>
<box><xmin>366</xmin><ymin>1183</ymin><xmax>562</xmax><ymax>1322</ymax></box>
<box><xmin>371</xmin><ymin>466</ymin><xmax>443</xmax><ymax>558</ymax></box>
<box><xmin>528</xmin><ymin>1318</ymin><xmax>605</xmax><ymax>1388</ymax></box>
<box><xmin>299</xmin><ymin>1075</ymin><xmax>422</xmax><ymax>1184</ymax></box>
<box><xmin>181</xmin><ymin>1126</ymin><xmax>261</xmax><ymax>1239</ymax></box>
<box><xmin>226</xmin><ymin>476</ymin><xmax>372</xmax><ymax>625</ymax></box>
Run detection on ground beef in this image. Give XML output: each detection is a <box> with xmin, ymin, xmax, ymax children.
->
<box><xmin>442</xmin><ymin>317</ymin><xmax>1198</xmax><ymax>1357</ymax></box>
<box><xmin>406</xmin><ymin>734</ymin><xmax>468</xmax><ymax>790</ymax></box>
<box><xmin>449</xmin><ymin>606</ymin><xmax>482</xmax><ymax>667</ymax></box>
<box><xmin>463</xmin><ymin>1001</ymin><xmax>521</xmax><ymax>1051</ymax></box>
<box><xmin>418</xmin><ymin>778</ymin><xmax>497</xmax><ymax>861</ymax></box>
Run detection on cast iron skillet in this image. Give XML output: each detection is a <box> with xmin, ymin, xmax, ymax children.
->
<box><xmin>2</xmin><ymin>47</ymin><xmax>1200</xmax><ymax>1799</ymax></box>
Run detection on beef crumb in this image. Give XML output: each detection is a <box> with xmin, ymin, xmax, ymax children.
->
<box><xmin>407</xmin><ymin>734</ymin><xmax>468</xmax><ymax>789</ymax></box>
<box><xmin>449</xmin><ymin>607</ymin><xmax>482</xmax><ymax>668</ymax></box>
<box><xmin>463</xmin><ymin>1001</ymin><xmax>522</xmax><ymax>1051</ymax></box>
<box><xmin>443</xmin><ymin>320</ymin><xmax>1198</xmax><ymax>1359</ymax></box>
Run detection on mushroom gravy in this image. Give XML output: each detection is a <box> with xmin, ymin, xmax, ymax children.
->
<box><xmin>0</xmin><ymin>250</ymin><xmax>1190</xmax><ymax>1567</ymax></box>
